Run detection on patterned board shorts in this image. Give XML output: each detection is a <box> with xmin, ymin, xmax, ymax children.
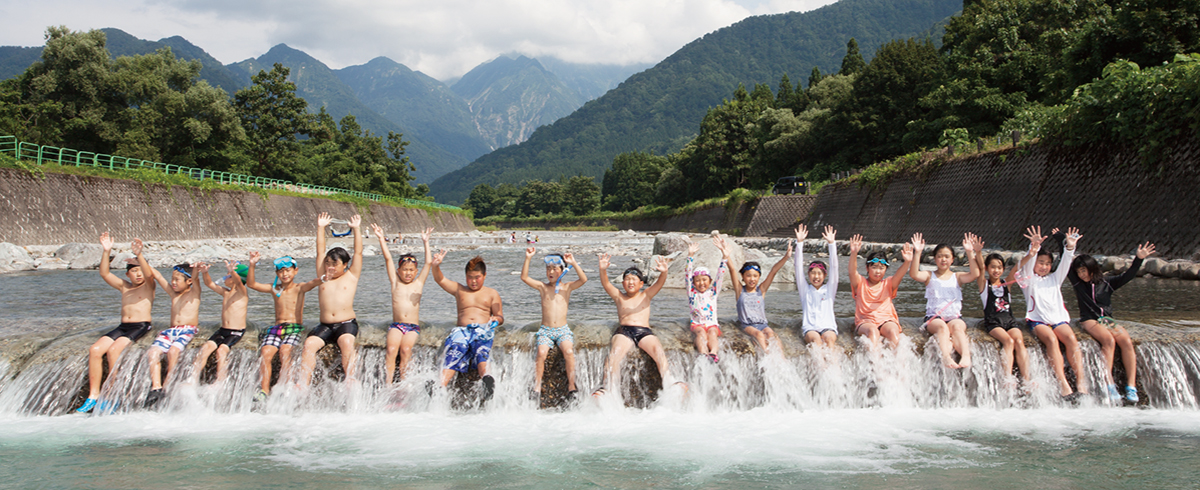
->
<box><xmin>260</xmin><ymin>323</ymin><xmax>304</xmax><ymax>348</ymax></box>
<box><xmin>535</xmin><ymin>325</ymin><xmax>574</xmax><ymax>347</ymax></box>
<box><xmin>151</xmin><ymin>325</ymin><xmax>197</xmax><ymax>352</ymax></box>
<box><xmin>443</xmin><ymin>322</ymin><xmax>496</xmax><ymax>373</ymax></box>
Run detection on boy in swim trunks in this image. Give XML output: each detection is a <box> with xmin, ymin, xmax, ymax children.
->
<box><xmin>77</xmin><ymin>233</ymin><xmax>158</xmax><ymax>413</ymax></box>
<box><xmin>521</xmin><ymin>248</ymin><xmax>588</xmax><ymax>401</ymax></box>
<box><xmin>144</xmin><ymin>259</ymin><xmax>206</xmax><ymax>408</ymax></box>
<box><xmin>299</xmin><ymin>212</ymin><xmax>365</xmax><ymax>386</ymax></box>
<box><xmin>431</xmin><ymin>253</ymin><xmax>504</xmax><ymax>401</ymax></box>
<box><xmin>189</xmin><ymin>260</ymin><xmax>250</xmax><ymax>385</ymax></box>
<box><xmin>592</xmin><ymin>253</ymin><xmax>674</xmax><ymax>398</ymax></box>
<box><xmin>370</xmin><ymin>223</ymin><xmax>434</xmax><ymax>384</ymax></box>
<box><xmin>246</xmin><ymin>252</ymin><xmax>321</xmax><ymax>400</ymax></box>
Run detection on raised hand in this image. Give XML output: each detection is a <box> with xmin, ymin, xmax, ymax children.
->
<box><xmin>962</xmin><ymin>233</ymin><xmax>976</xmax><ymax>253</ymax></box>
<box><xmin>822</xmin><ymin>225</ymin><xmax>836</xmax><ymax>244</ymax></box>
<box><xmin>1136</xmin><ymin>242</ymin><xmax>1156</xmax><ymax>259</ymax></box>
<box><xmin>249</xmin><ymin>251</ymin><xmax>261</xmax><ymax>265</ymax></box>
<box><xmin>564</xmin><ymin>252</ymin><xmax>578</xmax><ymax>266</ymax></box>
<box><xmin>131</xmin><ymin>238</ymin><xmax>144</xmax><ymax>256</ymax></box>
<box><xmin>849</xmin><ymin>234</ymin><xmax>864</xmax><ymax>255</ymax></box>
<box><xmin>526</xmin><ymin>247</ymin><xmax>536</xmax><ymax>258</ymax></box>
<box><xmin>99</xmin><ymin>232</ymin><xmax>114</xmax><ymax>251</ymax></box>
<box><xmin>598</xmin><ymin>253</ymin><xmax>611</xmax><ymax>270</ymax></box>
<box><xmin>687</xmin><ymin>241</ymin><xmax>700</xmax><ymax>257</ymax></box>
<box><xmin>784</xmin><ymin>238</ymin><xmax>794</xmax><ymax>259</ymax></box>
<box><xmin>317</xmin><ymin>212</ymin><xmax>332</xmax><ymax>228</ymax></box>
<box><xmin>901</xmin><ymin>243</ymin><xmax>914</xmax><ymax>262</ymax></box>
<box><xmin>713</xmin><ymin>235</ymin><xmax>730</xmax><ymax>259</ymax></box>
<box><xmin>225</xmin><ymin>259</ymin><xmax>238</xmax><ymax>275</ymax></box>
<box><xmin>370</xmin><ymin>223</ymin><xmax>384</xmax><ymax>237</ymax></box>
<box><xmin>195</xmin><ymin>262</ymin><xmax>210</xmax><ymax>274</ymax></box>
<box><xmin>654</xmin><ymin>255</ymin><xmax>670</xmax><ymax>273</ymax></box>
<box><xmin>795</xmin><ymin>224</ymin><xmax>808</xmax><ymax>242</ymax></box>
<box><xmin>421</xmin><ymin>227</ymin><xmax>433</xmax><ymax>243</ymax></box>
<box><xmin>1023</xmin><ymin>226</ymin><xmax>1044</xmax><ymax>251</ymax></box>
<box><xmin>910</xmin><ymin>232</ymin><xmax>925</xmax><ymax>254</ymax></box>
<box><xmin>431</xmin><ymin>249</ymin><xmax>447</xmax><ymax>266</ymax></box>
<box><xmin>348</xmin><ymin>215</ymin><xmax>362</xmax><ymax>229</ymax></box>
<box><xmin>1064</xmin><ymin>226</ymin><xmax>1082</xmax><ymax>250</ymax></box>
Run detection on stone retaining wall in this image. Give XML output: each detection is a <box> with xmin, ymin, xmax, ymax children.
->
<box><xmin>0</xmin><ymin>169</ymin><xmax>474</xmax><ymax>245</ymax></box>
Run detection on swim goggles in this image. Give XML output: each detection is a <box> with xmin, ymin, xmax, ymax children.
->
<box><xmin>172</xmin><ymin>265</ymin><xmax>192</xmax><ymax>278</ymax></box>
<box><xmin>274</xmin><ymin>256</ymin><xmax>297</xmax><ymax>270</ymax></box>
<box><xmin>622</xmin><ymin>267</ymin><xmax>646</xmax><ymax>283</ymax></box>
<box><xmin>808</xmin><ymin>262</ymin><xmax>827</xmax><ymax>272</ymax></box>
<box><xmin>399</xmin><ymin>255</ymin><xmax>418</xmax><ymax>265</ymax></box>
<box><xmin>742</xmin><ymin>264</ymin><xmax>761</xmax><ymax>273</ymax></box>
<box><xmin>691</xmin><ymin>267</ymin><xmax>712</xmax><ymax>279</ymax></box>
<box><xmin>329</xmin><ymin>219</ymin><xmax>353</xmax><ymax>237</ymax></box>
<box><xmin>866</xmin><ymin>257</ymin><xmax>889</xmax><ymax>266</ymax></box>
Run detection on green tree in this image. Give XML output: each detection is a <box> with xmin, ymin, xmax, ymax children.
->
<box><xmin>602</xmin><ymin>151</ymin><xmax>667</xmax><ymax>211</ymax></box>
<box><xmin>464</xmin><ymin>183</ymin><xmax>500</xmax><ymax>217</ymax></box>
<box><xmin>808</xmin><ymin>66</ymin><xmax>824</xmax><ymax>88</ymax></box>
<box><xmin>840</xmin><ymin>38</ymin><xmax>866</xmax><ymax>76</ymax></box>
<box><xmin>674</xmin><ymin>91</ymin><xmax>772</xmax><ymax>201</ymax></box>
<box><xmin>564</xmin><ymin>175</ymin><xmax>601</xmax><ymax>215</ymax></box>
<box><xmin>517</xmin><ymin>180</ymin><xmax>565</xmax><ymax>216</ymax></box>
<box><xmin>233</xmin><ymin>63</ymin><xmax>313</xmax><ymax>179</ymax></box>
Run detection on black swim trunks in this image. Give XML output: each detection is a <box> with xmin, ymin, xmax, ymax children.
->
<box><xmin>207</xmin><ymin>328</ymin><xmax>245</xmax><ymax>347</ymax></box>
<box><xmin>103</xmin><ymin>322</ymin><xmax>153</xmax><ymax>342</ymax></box>
<box><xmin>980</xmin><ymin>317</ymin><xmax>1022</xmax><ymax>332</ymax></box>
<box><xmin>616</xmin><ymin>325</ymin><xmax>655</xmax><ymax>346</ymax></box>
<box><xmin>308</xmin><ymin>318</ymin><xmax>359</xmax><ymax>344</ymax></box>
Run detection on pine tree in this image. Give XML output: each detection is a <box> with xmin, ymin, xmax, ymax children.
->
<box><xmin>840</xmin><ymin>38</ymin><xmax>866</xmax><ymax>76</ymax></box>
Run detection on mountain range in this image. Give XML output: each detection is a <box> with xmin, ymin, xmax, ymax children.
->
<box><xmin>427</xmin><ymin>0</ymin><xmax>964</xmax><ymax>203</ymax></box>
<box><xmin>0</xmin><ymin>30</ymin><xmax>646</xmax><ymax>183</ymax></box>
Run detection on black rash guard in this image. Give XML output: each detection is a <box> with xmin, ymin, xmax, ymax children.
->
<box><xmin>1068</xmin><ymin>257</ymin><xmax>1143</xmax><ymax>322</ymax></box>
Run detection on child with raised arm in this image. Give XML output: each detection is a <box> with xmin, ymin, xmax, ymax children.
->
<box><xmin>1017</xmin><ymin>226</ymin><xmax>1086</xmax><ymax>399</ymax></box>
<box><xmin>431</xmin><ymin>253</ymin><xmax>504</xmax><ymax>401</ymax></box>
<box><xmin>190</xmin><ymin>260</ymin><xmax>249</xmax><ymax>385</ymax></box>
<box><xmin>848</xmin><ymin>235</ymin><xmax>913</xmax><ymax>349</ymax></box>
<box><xmin>908</xmin><ymin>232</ymin><xmax>981</xmax><ymax>369</ymax></box>
<box><xmin>1068</xmin><ymin>240</ymin><xmax>1155</xmax><ymax>403</ymax></box>
<box><xmin>686</xmin><ymin>236</ymin><xmax>729</xmax><ymax>362</ymax></box>
<box><xmin>731</xmin><ymin>235</ymin><xmax>792</xmax><ymax>353</ymax></box>
<box><xmin>592</xmin><ymin>254</ymin><xmax>675</xmax><ymax>397</ymax></box>
<box><xmin>522</xmin><ymin>248</ymin><xmax>588</xmax><ymax>401</ymax></box>
<box><xmin>246</xmin><ymin>252</ymin><xmax>321</xmax><ymax>401</ymax></box>
<box><xmin>795</xmin><ymin>225</ymin><xmax>840</xmax><ymax>349</ymax></box>
<box><xmin>78</xmin><ymin>234</ymin><xmax>158</xmax><ymax>413</ymax></box>
<box><xmin>371</xmin><ymin>224</ymin><xmax>434</xmax><ymax>384</ymax></box>
<box><xmin>299</xmin><ymin>212</ymin><xmax>364</xmax><ymax>386</ymax></box>
<box><xmin>144</xmin><ymin>259</ymin><xmax>205</xmax><ymax>408</ymax></box>
<box><xmin>974</xmin><ymin>238</ymin><xmax>1031</xmax><ymax>388</ymax></box>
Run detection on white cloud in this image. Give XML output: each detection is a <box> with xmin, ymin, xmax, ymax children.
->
<box><xmin>2</xmin><ymin>0</ymin><xmax>838</xmax><ymax>80</ymax></box>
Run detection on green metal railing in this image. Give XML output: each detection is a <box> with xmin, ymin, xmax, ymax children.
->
<box><xmin>0</xmin><ymin>135</ymin><xmax>461</xmax><ymax>212</ymax></box>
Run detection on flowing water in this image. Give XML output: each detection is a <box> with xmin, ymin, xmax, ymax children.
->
<box><xmin>1</xmin><ymin>232</ymin><xmax>1198</xmax><ymax>488</ymax></box>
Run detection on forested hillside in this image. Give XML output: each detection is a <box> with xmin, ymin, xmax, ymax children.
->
<box><xmin>429</xmin><ymin>0</ymin><xmax>964</xmax><ymax>203</ymax></box>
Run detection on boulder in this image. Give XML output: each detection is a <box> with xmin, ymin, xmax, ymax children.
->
<box><xmin>657</xmin><ymin>234</ymin><xmax>745</xmax><ymax>290</ymax></box>
<box><xmin>652</xmin><ymin>233</ymin><xmax>691</xmax><ymax>256</ymax></box>
<box><xmin>1141</xmin><ymin>258</ymin><xmax>1165</xmax><ymax>277</ymax></box>
<box><xmin>362</xmin><ymin>245</ymin><xmax>379</xmax><ymax>256</ymax></box>
<box><xmin>56</xmin><ymin>242</ymin><xmax>103</xmax><ymax>269</ymax></box>
<box><xmin>35</xmin><ymin>257</ymin><xmax>70</xmax><ymax>270</ymax></box>
<box><xmin>184</xmin><ymin>244</ymin><xmax>233</xmax><ymax>260</ymax></box>
<box><xmin>0</xmin><ymin>243</ymin><xmax>35</xmax><ymax>272</ymax></box>
<box><xmin>1179</xmin><ymin>263</ymin><xmax>1200</xmax><ymax>280</ymax></box>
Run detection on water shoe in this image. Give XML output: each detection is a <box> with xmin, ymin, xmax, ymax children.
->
<box><xmin>1106</xmin><ymin>384</ymin><xmax>1122</xmax><ymax>402</ymax></box>
<box><xmin>76</xmin><ymin>398</ymin><xmax>97</xmax><ymax>413</ymax></box>
<box><xmin>1124</xmin><ymin>386</ymin><xmax>1139</xmax><ymax>404</ymax></box>
<box><xmin>144</xmin><ymin>388</ymin><xmax>164</xmax><ymax>408</ymax></box>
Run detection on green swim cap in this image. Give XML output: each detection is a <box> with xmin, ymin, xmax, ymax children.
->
<box><xmin>235</xmin><ymin>264</ymin><xmax>249</xmax><ymax>284</ymax></box>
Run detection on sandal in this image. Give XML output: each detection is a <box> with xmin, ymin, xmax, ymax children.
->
<box><xmin>591</xmin><ymin>386</ymin><xmax>607</xmax><ymax>397</ymax></box>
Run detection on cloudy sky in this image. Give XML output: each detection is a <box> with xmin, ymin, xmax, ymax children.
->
<box><xmin>2</xmin><ymin>0</ymin><xmax>839</xmax><ymax>80</ymax></box>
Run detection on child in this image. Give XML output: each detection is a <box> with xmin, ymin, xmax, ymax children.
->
<box><xmin>973</xmin><ymin>239</ymin><xmax>1031</xmax><ymax>387</ymax></box>
<box><xmin>299</xmin><ymin>212</ymin><xmax>364</xmax><ymax>386</ymax></box>
<box><xmin>908</xmin><ymin>233</ymin><xmax>981</xmax><ymax>369</ymax></box>
<box><xmin>731</xmin><ymin>235</ymin><xmax>792</xmax><ymax>353</ymax></box>
<box><xmin>78</xmin><ymin>233</ymin><xmax>157</xmax><ymax>413</ymax></box>
<box><xmin>1067</xmin><ymin>240</ymin><xmax>1155</xmax><ymax>403</ymax></box>
<box><xmin>144</xmin><ymin>259</ymin><xmax>205</xmax><ymax>408</ymax></box>
<box><xmin>592</xmin><ymin>254</ymin><xmax>674</xmax><ymax>397</ymax></box>
<box><xmin>431</xmin><ymin>253</ymin><xmax>504</xmax><ymax>401</ymax></box>
<box><xmin>1016</xmin><ymin>226</ymin><xmax>1086</xmax><ymax>399</ymax></box>
<box><xmin>370</xmin><ymin>224</ymin><xmax>434</xmax><ymax>384</ymax></box>
<box><xmin>794</xmin><ymin>225</ymin><xmax>840</xmax><ymax>349</ymax></box>
<box><xmin>190</xmin><ymin>260</ymin><xmax>249</xmax><ymax>384</ymax></box>
<box><xmin>848</xmin><ymin>235</ymin><xmax>913</xmax><ymax>349</ymax></box>
<box><xmin>521</xmin><ymin>248</ymin><xmax>588</xmax><ymax>400</ymax></box>
<box><xmin>246</xmin><ymin>252</ymin><xmax>321</xmax><ymax>400</ymax></box>
<box><xmin>686</xmin><ymin>236</ymin><xmax>729</xmax><ymax>362</ymax></box>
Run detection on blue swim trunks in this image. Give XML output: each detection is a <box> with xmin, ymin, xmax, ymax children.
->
<box><xmin>535</xmin><ymin>325</ymin><xmax>574</xmax><ymax>347</ymax></box>
<box><xmin>389</xmin><ymin>322</ymin><xmax>421</xmax><ymax>334</ymax></box>
<box><xmin>442</xmin><ymin>321</ymin><xmax>497</xmax><ymax>373</ymax></box>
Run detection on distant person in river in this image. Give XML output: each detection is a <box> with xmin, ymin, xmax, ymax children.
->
<box><xmin>686</xmin><ymin>235</ymin><xmax>730</xmax><ymax>362</ymax></box>
<box><xmin>972</xmin><ymin>240</ymin><xmax>1032</xmax><ymax>389</ymax></box>
<box><xmin>246</xmin><ymin>252</ymin><xmax>320</xmax><ymax>401</ymax></box>
<box><xmin>78</xmin><ymin>233</ymin><xmax>158</xmax><ymax>414</ymax></box>
<box><xmin>848</xmin><ymin>234</ymin><xmax>913</xmax><ymax>350</ymax></box>
<box><xmin>371</xmin><ymin>224</ymin><xmax>434</xmax><ymax>384</ymax></box>
<box><xmin>144</xmin><ymin>259</ymin><xmax>206</xmax><ymax>408</ymax></box>
<box><xmin>298</xmin><ymin>212</ymin><xmax>365</xmax><ymax>387</ymax></box>
<box><xmin>521</xmin><ymin>248</ymin><xmax>588</xmax><ymax>402</ymax></box>
<box><xmin>189</xmin><ymin>260</ymin><xmax>249</xmax><ymax>385</ymax></box>
<box><xmin>794</xmin><ymin>224</ymin><xmax>840</xmax><ymax>350</ymax></box>
<box><xmin>593</xmin><ymin>254</ymin><xmax>678</xmax><ymax>398</ymax></box>
<box><xmin>908</xmin><ymin>232</ymin><xmax>982</xmax><ymax>369</ymax></box>
<box><xmin>1067</xmin><ymin>240</ymin><xmax>1155</xmax><ymax>404</ymax></box>
<box><xmin>431</xmin><ymin>253</ymin><xmax>504</xmax><ymax>402</ymax></box>
<box><xmin>1016</xmin><ymin>226</ymin><xmax>1087</xmax><ymax>400</ymax></box>
<box><xmin>731</xmin><ymin>232</ymin><xmax>792</xmax><ymax>354</ymax></box>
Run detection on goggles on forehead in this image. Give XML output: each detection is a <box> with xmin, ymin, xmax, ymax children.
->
<box><xmin>172</xmin><ymin>265</ymin><xmax>192</xmax><ymax>278</ymax></box>
<box><xmin>866</xmin><ymin>257</ymin><xmax>889</xmax><ymax>266</ymax></box>
<box><xmin>808</xmin><ymin>262</ymin><xmax>827</xmax><ymax>272</ymax></box>
<box><xmin>742</xmin><ymin>264</ymin><xmax>761</xmax><ymax>273</ymax></box>
<box><xmin>544</xmin><ymin>255</ymin><xmax>565</xmax><ymax>267</ymax></box>
<box><xmin>274</xmin><ymin>256</ymin><xmax>297</xmax><ymax>270</ymax></box>
<box><xmin>622</xmin><ymin>268</ymin><xmax>646</xmax><ymax>282</ymax></box>
<box><xmin>399</xmin><ymin>255</ymin><xmax>418</xmax><ymax>265</ymax></box>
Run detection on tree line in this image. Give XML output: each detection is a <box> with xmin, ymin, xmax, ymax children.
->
<box><xmin>0</xmin><ymin>27</ymin><xmax>426</xmax><ymax>199</ymax></box>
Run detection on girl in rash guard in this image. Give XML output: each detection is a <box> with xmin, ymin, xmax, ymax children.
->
<box><xmin>1067</xmin><ymin>241</ymin><xmax>1155</xmax><ymax>404</ymax></box>
<box><xmin>794</xmin><ymin>224</ymin><xmax>841</xmax><ymax>350</ymax></box>
<box><xmin>1016</xmin><ymin>226</ymin><xmax>1086</xmax><ymax>400</ymax></box>
<box><xmin>687</xmin><ymin>235</ymin><xmax>730</xmax><ymax>363</ymax></box>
